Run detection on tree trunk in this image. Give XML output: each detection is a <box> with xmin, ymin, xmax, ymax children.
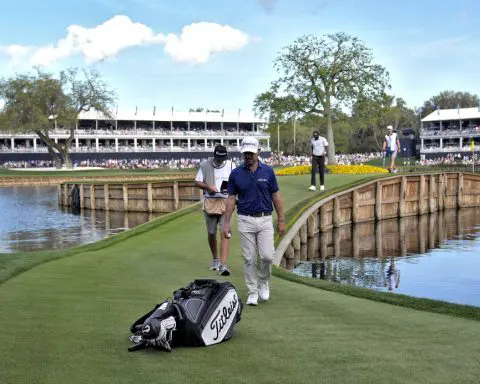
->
<box><xmin>60</xmin><ymin>148</ymin><xmax>73</xmax><ymax>169</ymax></box>
<box><xmin>326</xmin><ymin>113</ymin><xmax>337</xmax><ymax>164</ymax></box>
<box><xmin>47</xmin><ymin>146</ymin><xmax>62</xmax><ymax>169</ymax></box>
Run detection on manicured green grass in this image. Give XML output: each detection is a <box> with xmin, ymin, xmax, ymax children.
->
<box><xmin>1</xmin><ymin>174</ymin><xmax>480</xmax><ymax>384</ymax></box>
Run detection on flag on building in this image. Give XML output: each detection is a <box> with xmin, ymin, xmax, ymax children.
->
<box><xmin>221</xmin><ymin>109</ymin><xmax>224</xmax><ymax>117</ymax></box>
<box><xmin>171</xmin><ymin>106</ymin><xmax>174</xmax><ymax>116</ymax></box>
<box><xmin>135</xmin><ymin>106</ymin><xmax>138</xmax><ymax>116</ymax></box>
<box><xmin>115</xmin><ymin>105</ymin><xmax>118</xmax><ymax>115</ymax></box>
<box><xmin>471</xmin><ymin>139</ymin><xmax>475</xmax><ymax>152</ymax></box>
<box><xmin>153</xmin><ymin>106</ymin><xmax>156</xmax><ymax>116</ymax></box>
<box><xmin>457</xmin><ymin>103</ymin><xmax>460</xmax><ymax>114</ymax></box>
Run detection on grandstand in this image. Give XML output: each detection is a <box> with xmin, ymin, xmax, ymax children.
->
<box><xmin>420</xmin><ymin>107</ymin><xmax>480</xmax><ymax>158</ymax></box>
<box><xmin>0</xmin><ymin>108</ymin><xmax>270</xmax><ymax>161</ymax></box>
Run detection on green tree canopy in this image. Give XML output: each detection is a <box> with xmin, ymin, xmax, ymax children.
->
<box><xmin>352</xmin><ymin>94</ymin><xmax>417</xmax><ymax>151</ymax></box>
<box><xmin>0</xmin><ymin>67</ymin><xmax>116</xmax><ymax>168</ymax></box>
<box><xmin>420</xmin><ymin>91</ymin><xmax>480</xmax><ymax>118</ymax></box>
<box><xmin>254</xmin><ymin>32</ymin><xmax>390</xmax><ymax>163</ymax></box>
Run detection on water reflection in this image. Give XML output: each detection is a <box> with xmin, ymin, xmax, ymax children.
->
<box><xmin>0</xmin><ymin>186</ymin><xmax>162</xmax><ymax>253</ymax></box>
<box><xmin>291</xmin><ymin>208</ymin><xmax>480</xmax><ymax>307</ymax></box>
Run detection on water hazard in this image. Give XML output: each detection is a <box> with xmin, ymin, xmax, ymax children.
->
<box><xmin>290</xmin><ymin>208</ymin><xmax>480</xmax><ymax>307</ymax></box>
<box><xmin>0</xmin><ymin>186</ymin><xmax>162</xmax><ymax>253</ymax></box>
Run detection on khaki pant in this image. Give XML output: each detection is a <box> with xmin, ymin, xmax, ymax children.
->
<box><xmin>237</xmin><ymin>215</ymin><xmax>275</xmax><ymax>295</ymax></box>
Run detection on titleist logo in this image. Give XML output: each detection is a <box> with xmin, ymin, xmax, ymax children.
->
<box><xmin>209</xmin><ymin>294</ymin><xmax>238</xmax><ymax>341</ymax></box>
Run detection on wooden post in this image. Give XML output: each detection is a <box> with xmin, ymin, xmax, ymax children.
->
<box><xmin>307</xmin><ymin>214</ymin><xmax>317</xmax><ymax>238</ymax></box>
<box><xmin>90</xmin><ymin>184</ymin><xmax>95</xmax><ymax>210</ymax></box>
<box><xmin>399</xmin><ymin>218</ymin><xmax>407</xmax><ymax>256</ymax></box>
<box><xmin>399</xmin><ymin>176</ymin><xmax>407</xmax><ymax>217</ymax></box>
<box><xmin>79</xmin><ymin>184</ymin><xmax>84</xmax><ymax>209</ymax></box>
<box><xmin>419</xmin><ymin>175</ymin><xmax>426</xmax><ymax>215</ymax></box>
<box><xmin>123</xmin><ymin>184</ymin><xmax>129</xmax><ymax>211</ymax></box>
<box><xmin>428</xmin><ymin>174</ymin><xmax>435</xmax><ymax>213</ymax></box>
<box><xmin>104</xmin><ymin>184</ymin><xmax>110</xmax><ymax>211</ymax></box>
<box><xmin>351</xmin><ymin>190</ymin><xmax>359</xmax><ymax>223</ymax></box>
<box><xmin>57</xmin><ymin>184</ymin><xmax>62</xmax><ymax>205</ymax></box>
<box><xmin>63</xmin><ymin>184</ymin><xmax>68</xmax><ymax>206</ymax></box>
<box><xmin>375</xmin><ymin>220</ymin><xmax>383</xmax><ymax>258</ymax></box>
<box><xmin>173</xmin><ymin>181</ymin><xmax>179</xmax><ymax>211</ymax></box>
<box><xmin>147</xmin><ymin>183</ymin><xmax>153</xmax><ymax>213</ymax></box>
<box><xmin>352</xmin><ymin>224</ymin><xmax>360</xmax><ymax>258</ymax></box>
<box><xmin>333</xmin><ymin>198</ymin><xmax>341</xmax><ymax>227</ymax></box>
<box><xmin>438</xmin><ymin>174</ymin><xmax>445</xmax><ymax>211</ymax></box>
<box><xmin>299</xmin><ymin>223</ymin><xmax>307</xmax><ymax>244</ymax></box>
<box><xmin>457</xmin><ymin>173</ymin><xmax>464</xmax><ymax>209</ymax></box>
<box><xmin>319</xmin><ymin>206</ymin><xmax>328</xmax><ymax>232</ymax></box>
<box><xmin>375</xmin><ymin>181</ymin><xmax>382</xmax><ymax>221</ymax></box>
<box><xmin>319</xmin><ymin>232</ymin><xmax>328</xmax><ymax>260</ymax></box>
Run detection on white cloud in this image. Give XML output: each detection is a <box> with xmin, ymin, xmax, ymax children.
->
<box><xmin>0</xmin><ymin>15</ymin><xmax>251</xmax><ymax>66</ymax></box>
<box><xmin>163</xmin><ymin>22</ymin><xmax>250</xmax><ymax>64</ymax></box>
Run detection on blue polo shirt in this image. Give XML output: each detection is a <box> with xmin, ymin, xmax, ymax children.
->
<box><xmin>227</xmin><ymin>161</ymin><xmax>279</xmax><ymax>215</ymax></box>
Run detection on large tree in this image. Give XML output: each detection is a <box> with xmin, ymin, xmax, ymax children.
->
<box><xmin>420</xmin><ymin>90</ymin><xmax>480</xmax><ymax>118</ymax></box>
<box><xmin>254</xmin><ymin>32</ymin><xmax>390</xmax><ymax>163</ymax></box>
<box><xmin>0</xmin><ymin>67</ymin><xmax>116</xmax><ymax>168</ymax></box>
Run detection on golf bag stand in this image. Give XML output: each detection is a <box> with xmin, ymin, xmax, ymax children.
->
<box><xmin>128</xmin><ymin>279</ymin><xmax>243</xmax><ymax>352</ymax></box>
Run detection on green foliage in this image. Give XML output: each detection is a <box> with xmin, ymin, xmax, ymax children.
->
<box><xmin>255</xmin><ymin>32</ymin><xmax>391</xmax><ymax>163</ymax></box>
<box><xmin>0</xmin><ymin>67</ymin><xmax>116</xmax><ymax>168</ymax></box>
<box><xmin>352</xmin><ymin>94</ymin><xmax>418</xmax><ymax>151</ymax></box>
<box><xmin>420</xmin><ymin>90</ymin><xmax>480</xmax><ymax>118</ymax></box>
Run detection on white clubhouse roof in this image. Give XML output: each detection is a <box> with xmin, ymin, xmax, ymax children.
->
<box><xmin>78</xmin><ymin>108</ymin><xmax>267</xmax><ymax>124</ymax></box>
<box><xmin>422</xmin><ymin>107</ymin><xmax>480</xmax><ymax>122</ymax></box>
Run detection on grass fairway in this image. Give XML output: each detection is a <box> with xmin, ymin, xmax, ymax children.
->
<box><xmin>1</xmin><ymin>174</ymin><xmax>480</xmax><ymax>384</ymax></box>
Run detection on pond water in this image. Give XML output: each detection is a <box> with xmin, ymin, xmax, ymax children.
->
<box><xmin>0</xmin><ymin>186</ymin><xmax>162</xmax><ymax>253</ymax></box>
<box><xmin>290</xmin><ymin>208</ymin><xmax>480</xmax><ymax>307</ymax></box>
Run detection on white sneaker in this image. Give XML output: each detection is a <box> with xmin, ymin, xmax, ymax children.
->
<box><xmin>210</xmin><ymin>259</ymin><xmax>220</xmax><ymax>271</ymax></box>
<box><xmin>320</xmin><ymin>185</ymin><xmax>325</xmax><ymax>191</ymax></box>
<box><xmin>258</xmin><ymin>281</ymin><xmax>269</xmax><ymax>301</ymax></box>
<box><xmin>246</xmin><ymin>293</ymin><xmax>258</xmax><ymax>306</ymax></box>
<box><xmin>308</xmin><ymin>185</ymin><xmax>316</xmax><ymax>191</ymax></box>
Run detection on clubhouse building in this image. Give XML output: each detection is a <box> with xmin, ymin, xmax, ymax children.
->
<box><xmin>0</xmin><ymin>108</ymin><xmax>271</xmax><ymax>161</ymax></box>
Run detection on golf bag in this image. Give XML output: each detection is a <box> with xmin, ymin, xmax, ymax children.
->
<box><xmin>128</xmin><ymin>279</ymin><xmax>243</xmax><ymax>352</ymax></box>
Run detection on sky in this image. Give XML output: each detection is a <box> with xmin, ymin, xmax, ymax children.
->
<box><xmin>0</xmin><ymin>0</ymin><xmax>478</xmax><ymax>116</ymax></box>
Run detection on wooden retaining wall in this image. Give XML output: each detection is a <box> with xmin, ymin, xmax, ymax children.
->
<box><xmin>59</xmin><ymin>180</ymin><xmax>201</xmax><ymax>213</ymax></box>
<box><xmin>0</xmin><ymin>173</ymin><xmax>195</xmax><ymax>187</ymax></box>
<box><xmin>274</xmin><ymin>172</ymin><xmax>480</xmax><ymax>267</ymax></box>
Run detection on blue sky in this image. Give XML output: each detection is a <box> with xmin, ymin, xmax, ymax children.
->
<box><xmin>0</xmin><ymin>0</ymin><xmax>478</xmax><ymax>115</ymax></box>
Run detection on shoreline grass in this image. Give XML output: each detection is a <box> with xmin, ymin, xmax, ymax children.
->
<box><xmin>1</xmin><ymin>173</ymin><xmax>480</xmax><ymax>384</ymax></box>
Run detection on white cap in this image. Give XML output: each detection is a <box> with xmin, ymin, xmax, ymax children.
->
<box><xmin>387</xmin><ymin>125</ymin><xmax>393</xmax><ymax>131</ymax></box>
<box><xmin>240</xmin><ymin>136</ymin><xmax>260</xmax><ymax>153</ymax></box>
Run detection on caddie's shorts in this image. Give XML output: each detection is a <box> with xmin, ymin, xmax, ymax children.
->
<box><xmin>204</xmin><ymin>212</ymin><xmax>225</xmax><ymax>235</ymax></box>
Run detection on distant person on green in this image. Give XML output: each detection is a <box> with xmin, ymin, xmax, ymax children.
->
<box><xmin>309</xmin><ymin>131</ymin><xmax>328</xmax><ymax>191</ymax></box>
<box><xmin>383</xmin><ymin>125</ymin><xmax>400</xmax><ymax>173</ymax></box>
<box><xmin>222</xmin><ymin>137</ymin><xmax>285</xmax><ymax>306</ymax></box>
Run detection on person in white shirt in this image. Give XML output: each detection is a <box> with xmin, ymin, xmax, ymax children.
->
<box><xmin>195</xmin><ymin>145</ymin><xmax>235</xmax><ymax>275</ymax></box>
<box><xmin>309</xmin><ymin>131</ymin><xmax>328</xmax><ymax>191</ymax></box>
<box><xmin>383</xmin><ymin>125</ymin><xmax>401</xmax><ymax>173</ymax></box>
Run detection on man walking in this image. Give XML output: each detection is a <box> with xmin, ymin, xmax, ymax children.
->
<box><xmin>309</xmin><ymin>131</ymin><xmax>328</xmax><ymax>191</ymax></box>
<box><xmin>222</xmin><ymin>137</ymin><xmax>285</xmax><ymax>306</ymax></box>
<box><xmin>195</xmin><ymin>144</ymin><xmax>235</xmax><ymax>275</ymax></box>
<box><xmin>383</xmin><ymin>125</ymin><xmax>401</xmax><ymax>173</ymax></box>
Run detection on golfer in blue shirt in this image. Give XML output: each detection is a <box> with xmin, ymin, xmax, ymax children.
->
<box><xmin>222</xmin><ymin>137</ymin><xmax>285</xmax><ymax>306</ymax></box>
